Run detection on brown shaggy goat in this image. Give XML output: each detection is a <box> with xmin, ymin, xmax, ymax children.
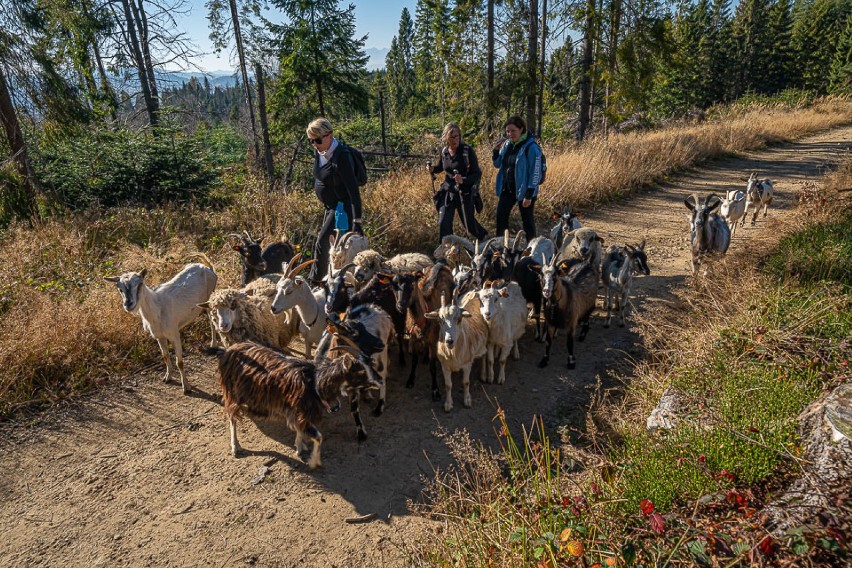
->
<box><xmin>214</xmin><ymin>341</ymin><xmax>381</xmax><ymax>468</ymax></box>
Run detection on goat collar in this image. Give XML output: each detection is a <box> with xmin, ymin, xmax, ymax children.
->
<box><xmin>305</xmin><ymin>297</ymin><xmax>320</xmax><ymax>328</ymax></box>
<box><xmin>408</xmin><ymin>300</ymin><xmax>430</xmax><ymax>334</ymax></box>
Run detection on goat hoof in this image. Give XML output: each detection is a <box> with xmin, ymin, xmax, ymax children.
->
<box><xmin>182</xmin><ymin>388</ymin><xmax>192</xmax><ymax>395</ymax></box>
<box><xmin>357</xmin><ymin>430</ymin><xmax>368</xmax><ymax>443</ymax></box>
<box><xmin>372</xmin><ymin>402</ymin><xmax>384</xmax><ymax>417</ymax></box>
<box><xmin>405</xmin><ymin>379</ymin><xmax>415</xmax><ymax>389</ymax></box>
<box><xmin>567</xmin><ymin>360</ymin><xmax>576</xmax><ymax>370</ymax></box>
<box><xmin>431</xmin><ymin>390</ymin><xmax>441</xmax><ymax>402</ymax></box>
<box><xmin>604</xmin><ymin>323</ymin><xmax>610</xmax><ymax>329</ymax></box>
<box><xmin>619</xmin><ymin>322</ymin><xmax>625</xmax><ymax>328</ymax></box>
<box><xmin>538</xmin><ymin>358</ymin><xmax>549</xmax><ymax>368</ymax></box>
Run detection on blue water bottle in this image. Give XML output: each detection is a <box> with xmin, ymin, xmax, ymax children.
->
<box><xmin>334</xmin><ymin>201</ymin><xmax>349</xmax><ymax>233</ymax></box>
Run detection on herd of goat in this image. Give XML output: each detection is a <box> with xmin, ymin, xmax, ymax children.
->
<box><xmin>103</xmin><ymin>173</ymin><xmax>774</xmax><ymax>468</ymax></box>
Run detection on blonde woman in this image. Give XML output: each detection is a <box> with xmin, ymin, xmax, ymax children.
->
<box><xmin>426</xmin><ymin>123</ymin><xmax>487</xmax><ymax>241</ymax></box>
<box><xmin>306</xmin><ymin>117</ymin><xmax>363</xmax><ymax>283</ymax></box>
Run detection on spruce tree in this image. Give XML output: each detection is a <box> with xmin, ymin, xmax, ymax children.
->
<box><xmin>266</xmin><ymin>0</ymin><xmax>369</xmax><ymax>130</ymax></box>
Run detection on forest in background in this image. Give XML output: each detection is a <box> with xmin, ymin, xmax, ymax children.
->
<box><xmin>3</xmin><ymin>0</ymin><xmax>852</xmax><ymax>222</ymax></box>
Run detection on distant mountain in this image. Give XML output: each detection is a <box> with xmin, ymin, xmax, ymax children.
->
<box><xmin>156</xmin><ymin>70</ymin><xmax>237</xmax><ymax>89</ymax></box>
<box><xmin>365</xmin><ymin>47</ymin><xmax>389</xmax><ymax>71</ymax></box>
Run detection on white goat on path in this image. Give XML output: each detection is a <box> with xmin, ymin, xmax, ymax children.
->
<box><xmin>744</xmin><ymin>173</ymin><xmax>774</xmax><ymax>226</ymax></box>
<box><xmin>719</xmin><ymin>190</ymin><xmax>747</xmax><ymax>238</ymax></box>
<box><xmin>478</xmin><ymin>280</ymin><xmax>528</xmax><ymax>385</ymax></box>
<box><xmin>104</xmin><ymin>261</ymin><xmax>217</xmax><ymax>393</ymax></box>
<box><xmin>425</xmin><ymin>291</ymin><xmax>488</xmax><ymax>412</ymax></box>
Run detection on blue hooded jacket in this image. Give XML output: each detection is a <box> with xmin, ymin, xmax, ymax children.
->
<box><xmin>493</xmin><ymin>135</ymin><xmax>542</xmax><ymax>201</ymax></box>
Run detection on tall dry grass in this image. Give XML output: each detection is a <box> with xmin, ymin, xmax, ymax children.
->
<box><xmin>1</xmin><ymin>98</ymin><xmax>851</xmax><ymax>420</ymax></box>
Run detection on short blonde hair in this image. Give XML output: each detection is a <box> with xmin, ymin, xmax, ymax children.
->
<box><xmin>441</xmin><ymin>123</ymin><xmax>462</xmax><ymax>146</ymax></box>
<box><xmin>306</xmin><ymin>117</ymin><xmax>333</xmax><ymax>139</ymax></box>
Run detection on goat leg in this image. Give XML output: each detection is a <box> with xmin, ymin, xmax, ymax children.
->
<box><xmin>351</xmin><ymin>392</ymin><xmax>368</xmax><ymax>442</ymax></box>
<box><xmin>566</xmin><ymin>332</ymin><xmax>576</xmax><ymax>370</ymax></box>
<box><xmin>406</xmin><ymin>350</ymin><xmax>419</xmax><ymax>389</ymax></box>
<box><xmin>229</xmin><ymin>417</ymin><xmax>242</xmax><ymax>457</ymax></box>
<box><xmin>538</xmin><ymin>325</ymin><xmax>554</xmax><ymax>368</ymax></box>
<box><xmin>441</xmin><ymin>364</ymin><xmax>454</xmax><ymax>412</ymax></box>
<box><xmin>429</xmin><ymin>355</ymin><xmax>440</xmax><ymax>402</ymax></box>
<box><xmin>304</xmin><ymin>425</ymin><xmax>322</xmax><ymax>469</ymax></box>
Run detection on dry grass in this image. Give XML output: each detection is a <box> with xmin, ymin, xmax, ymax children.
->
<box><xmin>1</xmin><ymin>98</ymin><xmax>851</xmax><ymax>420</ymax></box>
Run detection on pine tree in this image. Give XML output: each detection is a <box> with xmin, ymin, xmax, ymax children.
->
<box><xmin>732</xmin><ymin>0</ymin><xmax>775</xmax><ymax>96</ymax></box>
<box><xmin>266</xmin><ymin>0</ymin><xmax>369</xmax><ymax>130</ymax></box>
<box><xmin>412</xmin><ymin>0</ymin><xmax>437</xmax><ymax>115</ymax></box>
<box><xmin>830</xmin><ymin>14</ymin><xmax>852</xmax><ymax>91</ymax></box>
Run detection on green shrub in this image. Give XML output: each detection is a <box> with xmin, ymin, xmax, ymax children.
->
<box><xmin>765</xmin><ymin>211</ymin><xmax>852</xmax><ymax>285</ymax></box>
<box><xmin>33</xmin><ymin>125</ymin><xmax>220</xmax><ymax>208</ymax></box>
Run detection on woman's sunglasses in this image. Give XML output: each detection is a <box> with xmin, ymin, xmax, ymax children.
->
<box><xmin>309</xmin><ymin>134</ymin><xmax>328</xmax><ymax>145</ymax></box>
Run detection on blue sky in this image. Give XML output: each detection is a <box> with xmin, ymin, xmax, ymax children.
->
<box><xmin>176</xmin><ymin>0</ymin><xmax>417</xmax><ymax>71</ymax></box>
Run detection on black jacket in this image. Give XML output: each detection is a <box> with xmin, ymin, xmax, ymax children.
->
<box><xmin>313</xmin><ymin>142</ymin><xmax>363</xmax><ymax>221</ymax></box>
<box><xmin>429</xmin><ymin>143</ymin><xmax>482</xmax><ymax>194</ymax></box>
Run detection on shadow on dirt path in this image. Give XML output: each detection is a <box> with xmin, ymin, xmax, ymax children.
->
<box><xmin>2</xmin><ymin>125</ymin><xmax>852</xmax><ymax>567</ymax></box>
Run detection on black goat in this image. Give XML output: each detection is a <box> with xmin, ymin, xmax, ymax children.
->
<box><xmin>231</xmin><ymin>231</ymin><xmax>296</xmax><ymax>286</ymax></box>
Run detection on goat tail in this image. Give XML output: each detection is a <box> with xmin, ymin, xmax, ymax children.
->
<box><xmin>189</xmin><ymin>252</ymin><xmax>216</xmax><ymax>273</ymax></box>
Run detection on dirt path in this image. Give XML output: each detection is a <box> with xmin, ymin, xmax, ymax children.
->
<box><xmin>3</xmin><ymin>125</ymin><xmax>852</xmax><ymax>568</ymax></box>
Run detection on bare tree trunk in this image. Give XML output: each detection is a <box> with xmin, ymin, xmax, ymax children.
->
<box><xmin>284</xmin><ymin>134</ymin><xmax>305</xmax><ymax>192</ymax></box>
<box><xmin>526</xmin><ymin>0</ymin><xmax>539</xmax><ymax>135</ymax></box>
<box><xmin>0</xmin><ymin>68</ymin><xmax>38</xmax><ymax>220</ymax></box>
<box><xmin>131</xmin><ymin>0</ymin><xmax>159</xmax><ymax>124</ymax></box>
<box><xmin>487</xmin><ymin>0</ymin><xmax>496</xmax><ymax>132</ymax></box>
<box><xmin>537</xmin><ymin>0</ymin><xmax>548</xmax><ymax>137</ymax></box>
<box><xmin>120</xmin><ymin>0</ymin><xmax>157</xmax><ymax>127</ymax></box>
<box><xmin>577</xmin><ymin>0</ymin><xmax>595</xmax><ymax>140</ymax></box>
<box><xmin>230</xmin><ymin>0</ymin><xmax>260</xmax><ymax>164</ymax></box>
<box><xmin>254</xmin><ymin>62</ymin><xmax>274</xmax><ymax>190</ymax></box>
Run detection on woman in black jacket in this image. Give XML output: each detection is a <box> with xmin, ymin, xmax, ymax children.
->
<box><xmin>427</xmin><ymin>123</ymin><xmax>488</xmax><ymax>242</ymax></box>
<box><xmin>306</xmin><ymin>117</ymin><xmax>363</xmax><ymax>283</ymax></box>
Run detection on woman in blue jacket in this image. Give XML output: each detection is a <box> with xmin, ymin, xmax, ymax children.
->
<box><xmin>492</xmin><ymin>115</ymin><xmax>542</xmax><ymax>238</ymax></box>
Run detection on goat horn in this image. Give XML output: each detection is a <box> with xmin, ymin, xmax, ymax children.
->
<box><xmin>283</xmin><ymin>252</ymin><xmax>303</xmax><ymax>276</ymax></box>
<box><xmin>329</xmin><ymin>343</ymin><xmax>360</xmax><ymax>357</ymax></box>
<box><xmin>338</xmin><ymin>231</ymin><xmax>356</xmax><ymax>248</ymax></box>
<box><xmin>440</xmin><ymin>291</ymin><xmax>447</xmax><ymax>308</ymax></box>
<box><xmin>227</xmin><ymin>232</ymin><xmax>244</xmax><ymax>242</ymax></box>
<box><xmin>289</xmin><ymin>259</ymin><xmax>317</xmax><ymax>278</ymax></box>
<box><xmin>503</xmin><ymin>229</ymin><xmax>510</xmax><ymax>250</ymax></box>
<box><xmin>336</xmin><ymin>334</ymin><xmax>361</xmax><ymax>351</ymax></box>
<box><xmin>242</xmin><ymin>230</ymin><xmax>255</xmax><ymax>243</ymax></box>
<box><xmin>512</xmin><ymin>230</ymin><xmax>526</xmax><ymax>252</ymax></box>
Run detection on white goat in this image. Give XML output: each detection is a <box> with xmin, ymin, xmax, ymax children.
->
<box><xmin>601</xmin><ymin>242</ymin><xmax>650</xmax><ymax>328</ymax></box>
<box><xmin>744</xmin><ymin>172</ymin><xmax>774</xmax><ymax>226</ymax></box>
<box><xmin>329</xmin><ymin>230</ymin><xmax>369</xmax><ymax>276</ymax></box>
<box><xmin>719</xmin><ymin>189</ymin><xmax>747</xmax><ymax>238</ymax></box>
<box><xmin>104</xmin><ymin>261</ymin><xmax>217</xmax><ymax>393</ymax></box>
<box><xmin>524</xmin><ymin>236</ymin><xmax>556</xmax><ymax>264</ymax></box>
<box><xmin>270</xmin><ymin>258</ymin><xmax>326</xmax><ymax>358</ymax></box>
<box><xmin>478</xmin><ymin>281</ymin><xmax>528</xmax><ymax>385</ymax></box>
<box><xmin>425</xmin><ymin>291</ymin><xmax>489</xmax><ymax>412</ymax></box>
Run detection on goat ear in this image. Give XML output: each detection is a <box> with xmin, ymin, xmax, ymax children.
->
<box><xmin>638</xmin><ymin>240</ymin><xmax>646</xmax><ymax>251</ymax></box>
<box><xmin>138</xmin><ymin>268</ymin><xmax>147</xmax><ymax>279</ymax></box>
<box><xmin>424</xmin><ymin>311</ymin><xmax>440</xmax><ymax>319</ymax></box>
<box><xmin>232</xmin><ymin>244</ymin><xmax>242</xmax><ymax>251</ymax></box>
<box><xmin>596</xmin><ymin>236</ymin><xmax>605</xmax><ymax>244</ymax></box>
<box><xmin>531</xmin><ymin>263</ymin><xmax>541</xmax><ymax>271</ymax></box>
<box><xmin>684</xmin><ymin>197</ymin><xmax>696</xmax><ymax>211</ymax></box>
<box><xmin>197</xmin><ymin>301</ymin><xmax>210</xmax><ymax>309</ymax></box>
<box><xmin>499</xmin><ymin>288</ymin><xmax>509</xmax><ymax>297</ymax></box>
<box><xmin>103</xmin><ymin>276</ymin><xmax>120</xmax><ymax>282</ymax></box>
